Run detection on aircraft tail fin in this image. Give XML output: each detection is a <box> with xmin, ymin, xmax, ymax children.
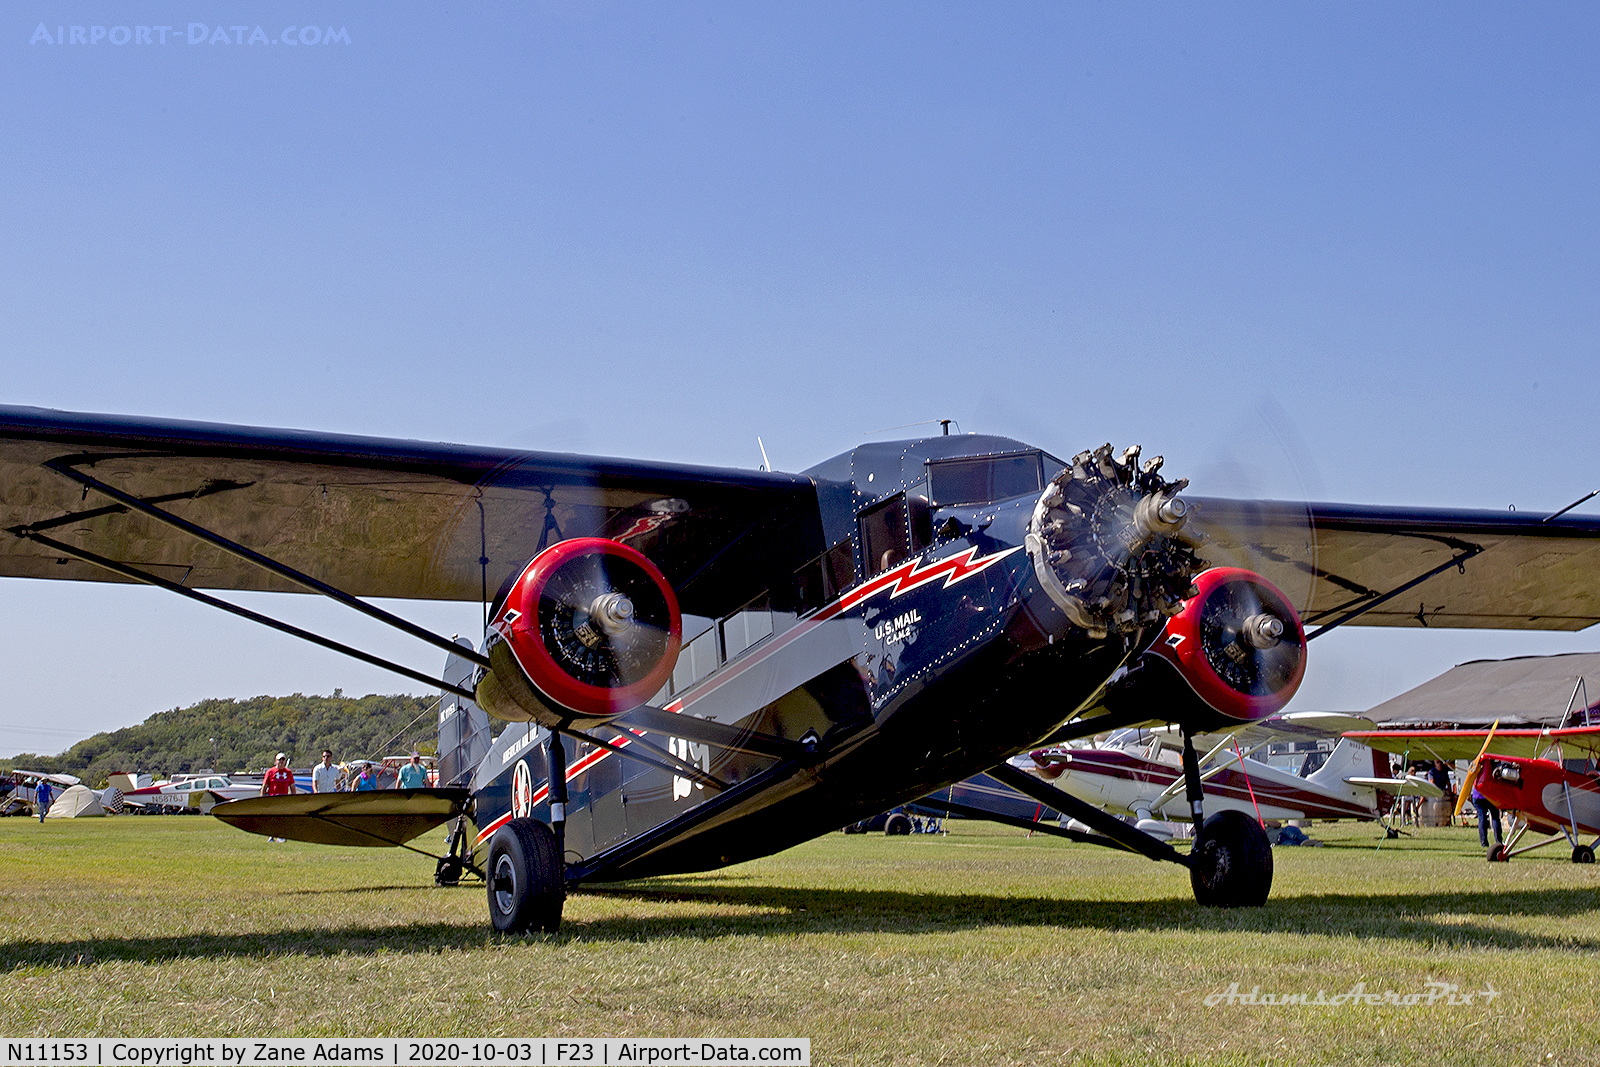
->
<box><xmin>439</xmin><ymin>637</ymin><xmax>492</xmax><ymax>788</ymax></box>
<box><xmin>1305</xmin><ymin>738</ymin><xmax>1378</xmax><ymax>800</ymax></box>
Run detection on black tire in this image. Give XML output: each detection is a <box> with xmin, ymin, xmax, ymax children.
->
<box><xmin>884</xmin><ymin>813</ymin><xmax>913</xmax><ymax>837</ymax></box>
<box><xmin>1190</xmin><ymin>811</ymin><xmax>1273</xmax><ymax>908</ymax></box>
<box><xmin>1487</xmin><ymin>844</ymin><xmax>1507</xmax><ymax>863</ymax></box>
<box><xmin>486</xmin><ymin>818</ymin><xmax>564</xmax><ymax>933</ymax></box>
<box><xmin>1572</xmin><ymin>845</ymin><xmax>1595</xmax><ymax>865</ymax></box>
<box><xmin>842</xmin><ymin>822</ymin><xmax>862</xmax><ymax>835</ymax></box>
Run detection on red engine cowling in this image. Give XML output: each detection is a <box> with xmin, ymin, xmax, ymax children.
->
<box><xmin>476</xmin><ymin>538</ymin><xmax>682</xmax><ymax>727</ymax></box>
<box><xmin>1142</xmin><ymin>566</ymin><xmax>1306</xmax><ymax>725</ymax></box>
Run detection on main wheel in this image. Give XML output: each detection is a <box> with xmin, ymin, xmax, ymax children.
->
<box><xmin>487</xmin><ymin>818</ymin><xmax>564</xmax><ymax>933</ymax></box>
<box><xmin>1190</xmin><ymin>810</ymin><xmax>1273</xmax><ymax>908</ymax></box>
<box><xmin>1572</xmin><ymin>845</ymin><xmax>1595</xmax><ymax>864</ymax></box>
<box><xmin>884</xmin><ymin>813</ymin><xmax>913</xmax><ymax>836</ymax></box>
<box><xmin>1487</xmin><ymin>844</ymin><xmax>1508</xmax><ymax>863</ymax></box>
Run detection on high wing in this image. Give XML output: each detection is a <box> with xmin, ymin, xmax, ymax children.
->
<box><xmin>0</xmin><ymin>406</ymin><xmax>825</xmax><ymax>621</ymax></box>
<box><xmin>1191</xmin><ymin>498</ymin><xmax>1600</xmax><ymax>631</ymax></box>
<box><xmin>1345</xmin><ymin>725</ymin><xmax>1600</xmax><ymax>762</ymax></box>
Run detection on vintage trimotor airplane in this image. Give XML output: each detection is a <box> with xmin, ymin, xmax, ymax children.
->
<box><xmin>7</xmin><ymin>406</ymin><xmax>1600</xmax><ymax>931</ymax></box>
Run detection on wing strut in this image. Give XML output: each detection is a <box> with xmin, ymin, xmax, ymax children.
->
<box><xmin>562</xmin><ymin>723</ymin><xmax>728</xmax><ymax>792</ymax></box>
<box><xmin>986</xmin><ymin>761</ymin><xmax>1191</xmax><ymax>867</ymax></box>
<box><xmin>41</xmin><ymin>457</ymin><xmax>490</xmax><ymax>669</ymax></box>
<box><xmin>17</xmin><ymin>529</ymin><xmax>478</xmax><ymax>701</ymax></box>
<box><xmin>1304</xmin><ymin>544</ymin><xmax>1483</xmax><ymax>640</ymax></box>
<box><xmin>616</xmin><ymin>704</ymin><xmax>806</xmax><ymax>760</ymax></box>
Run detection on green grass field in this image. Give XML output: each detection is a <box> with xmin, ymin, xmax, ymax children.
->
<box><xmin>3</xmin><ymin>815</ymin><xmax>1599</xmax><ymax>1066</ymax></box>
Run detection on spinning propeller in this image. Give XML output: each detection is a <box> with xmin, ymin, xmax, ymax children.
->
<box><xmin>478</xmin><ymin>537</ymin><xmax>682</xmax><ymax>726</ymax></box>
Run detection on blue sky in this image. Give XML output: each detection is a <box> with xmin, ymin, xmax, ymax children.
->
<box><xmin>4</xmin><ymin>3</ymin><xmax>1599</xmax><ymax>757</ymax></box>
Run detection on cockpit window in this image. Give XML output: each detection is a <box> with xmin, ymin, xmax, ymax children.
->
<box><xmin>927</xmin><ymin>452</ymin><xmax>1046</xmax><ymax>505</ymax></box>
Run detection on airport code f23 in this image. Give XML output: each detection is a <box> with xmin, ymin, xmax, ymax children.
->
<box><xmin>28</xmin><ymin>24</ymin><xmax>351</xmax><ymax>46</ymax></box>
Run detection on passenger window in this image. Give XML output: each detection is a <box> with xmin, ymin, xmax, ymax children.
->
<box><xmin>860</xmin><ymin>495</ymin><xmax>910</xmax><ymax>576</ymax></box>
<box><xmin>722</xmin><ymin>598</ymin><xmax>775</xmax><ymax>659</ymax></box>
<box><xmin>791</xmin><ymin>557</ymin><xmax>827</xmax><ymax>614</ymax></box>
<box><xmin>671</xmin><ymin>623</ymin><xmax>722</xmax><ymax>694</ymax></box>
<box><xmin>824</xmin><ymin>538</ymin><xmax>856</xmax><ymax>594</ymax></box>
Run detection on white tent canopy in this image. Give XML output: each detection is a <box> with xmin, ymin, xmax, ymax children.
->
<box><xmin>44</xmin><ymin>784</ymin><xmax>106</xmax><ymax>818</ymax></box>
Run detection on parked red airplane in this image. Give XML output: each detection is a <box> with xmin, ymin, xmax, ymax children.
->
<box><xmin>1348</xmin><ymin>725</ymin><xmax>1600</xmax><ymax>863</ymax></box>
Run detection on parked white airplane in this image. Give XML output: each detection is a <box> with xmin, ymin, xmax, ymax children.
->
<box><xmin>1029</xmin><ymin>722</ymin><xmax>1442</xmax><ymax>840</ymax></box>
<box><xmin>122</xmin><ymin>774</ymin><xmax>261</xmax><ymax>813</ymax></box>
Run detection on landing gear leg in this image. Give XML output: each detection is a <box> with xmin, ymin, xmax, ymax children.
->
<box><xmin>547</xmin><ymin>733</ymin><xmax>569</xmax><ymax>870</ymax></box>
<box><xmin>435</xmin><ymin>816</ymin><xmax>475</xmax><ymax>886</ymax></box>
<box><xmin>1183</xmin><ymin>729</ymin><xmax>1273</xmax><ymax>908</ymax></box>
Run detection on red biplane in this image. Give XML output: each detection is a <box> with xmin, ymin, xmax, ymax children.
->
<box><xmin>7</xmin><ymin>406</ymin><xmax>1600</xmax><ymax>930</ymax></box>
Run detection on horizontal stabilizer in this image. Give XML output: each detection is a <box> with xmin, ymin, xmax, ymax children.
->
<box><xmin>211</xmin><ymin>788</ymin><xmax>470</xmax><ymax>847</ymax></box>
<box><xmin>1345</xmin><ymin>775</ymin><xmax>1443</xmax><ymax>798</ymax></box>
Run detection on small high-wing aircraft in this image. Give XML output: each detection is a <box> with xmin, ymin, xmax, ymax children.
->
<box><xmin>7</xmin><ymin>406</ymin><xmax>1600</xmax><ymax>930</ymax></box>
<box><xmin>1349</xmin><ymin>724</ymin><xmax>1600</xmax><ymax>863</ymax></box>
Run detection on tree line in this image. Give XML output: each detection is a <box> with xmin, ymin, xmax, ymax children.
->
<box><xmin>3</xmin><ymin>693</ymin><xmax>447</xmax><ymax>787</ymax></box>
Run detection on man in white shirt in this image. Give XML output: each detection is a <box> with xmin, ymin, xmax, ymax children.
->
<box><xmin>312</xmin><ymin>750</ymin><xmax>345</xmax><ymax>793</ymax></box>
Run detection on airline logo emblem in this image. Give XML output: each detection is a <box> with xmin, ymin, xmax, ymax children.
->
<box><xmin>512</xmin><ymin>759</ymin><xmax>534</xmax><ymax>818</ymax></box>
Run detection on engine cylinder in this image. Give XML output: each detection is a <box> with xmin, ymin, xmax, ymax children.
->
<box><xmin>477</xmin><ymin>538</ymin><xmax>681</xmax><ymax>726</ymax></box>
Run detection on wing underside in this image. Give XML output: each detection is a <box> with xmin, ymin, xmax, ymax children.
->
<box><xmin>1345</xmin><ymin>726</ymin><xmax>1600</xmax><ymax>762</ymax></box>
<box><xmin>1192</xmin><ymin>498</ymin><xmax>1600</xmax><ymax>631</ymax></box>
<box><xmin>0</xmin><ymin>406</ymin><xmax>826</xmax><ymax>620</ymax></box>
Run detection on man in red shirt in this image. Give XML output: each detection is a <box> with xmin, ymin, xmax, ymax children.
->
<box><xmin>262</xmin><ymin>753</ymin><xmax>297</xmax><ymax>796</ymax></box>
<box><xmin>260</xmin><ymin>752</ymin><xmax>297</xmax><ymax>843</ymax></box>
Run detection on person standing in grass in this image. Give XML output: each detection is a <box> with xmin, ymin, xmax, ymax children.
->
<box><xmin>312</xmin><ymin>750</ymin><xmax>344</xmax><ymax>793</ymax></box>
<box><xmin>34</xmin><ymin>778</ymin><xmax>51</xmax><ymax>823</ymax></box>
<box><xmin>397</xmin><ymin>752</ymin><xmax>428</xmax><ymax>790</ymax></box>
<box><xmin>261</xmin><ymin>752</ymin><xmax>297</xmax><ymax>843</ymax></box>
<box><xmin>262</xmin><ymin>753</ymin><xmax>297</xmax><ymax>796</ymax></box>
<box><xmin>1472</xmin><ymin>781</ymin><xmax>1504</xmax><ymax>849</ymax></box>
<box><xmin>353</xmin><ymin>762</ymin><xmax>381</xmax><ymax>791</ymax></box>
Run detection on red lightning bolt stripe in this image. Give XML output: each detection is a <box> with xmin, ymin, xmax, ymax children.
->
<box><xmin>837</xmin><ymin>546</ymin><xmax>1023</xmax><ymax>613</ymax></box>
<box><xmin>473</xmin><ymin>544</ymin><xmax>1023</xmax><ymax>844</ymax></box>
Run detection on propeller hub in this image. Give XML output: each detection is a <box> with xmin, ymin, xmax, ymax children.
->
<box><xmin>1242</xmin><ymin>612</ymin><xmax>1284</xmax><ymax>649</ymax></box>
<box><xmin>1135</xmin><ymin>493</ymin><xmax>1189</xmax><ymax>539</ymax></box>
<box><xmin>575</xmin><ymin>592</ymin><xmax>635</xmax><ymax>647</ymax></box>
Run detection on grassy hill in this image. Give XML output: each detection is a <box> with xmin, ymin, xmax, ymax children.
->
<box><xmin>2</xmin><ymin>693</ymin><xmax>446</xmax><ymax>786</ymax></box>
